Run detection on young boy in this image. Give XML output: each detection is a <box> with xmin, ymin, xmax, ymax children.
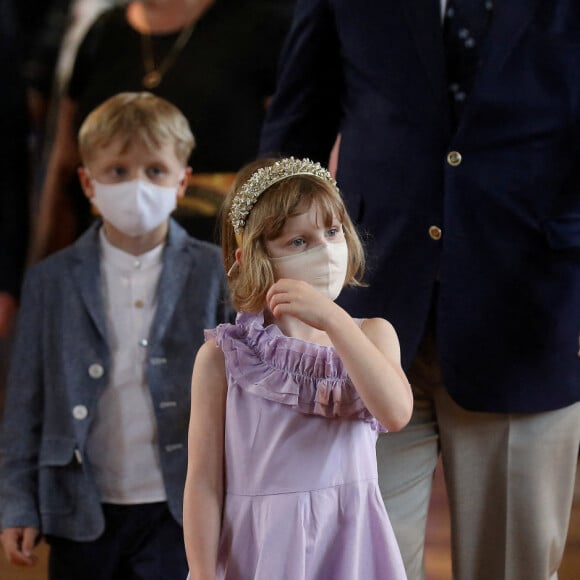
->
<box><xmin>0</xmin><ymin>92</ymin><xmax>231</xmax><ymax>579</ymax></box>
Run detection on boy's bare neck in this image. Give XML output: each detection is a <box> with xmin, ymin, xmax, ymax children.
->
<box><xmin>102</xmin><ymin>221</ymin><xmax>169</xmax><ymax>256</ymax></box>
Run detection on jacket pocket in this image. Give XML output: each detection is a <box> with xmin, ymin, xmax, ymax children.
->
<box><xmin>38</xmin><ymin>437</ymin><xmax>81</xmax><ymax>515</ymax></box>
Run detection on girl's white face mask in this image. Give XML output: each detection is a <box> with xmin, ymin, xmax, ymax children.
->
<box><xmin>270</xmin><ymin>241</ymin><xmax>349</xmax><ymax>301</ymax></box>
<box><xmin>90</xmin><ymin>179</ymin><xmax>178</xmax><ymax>236</ymax></box>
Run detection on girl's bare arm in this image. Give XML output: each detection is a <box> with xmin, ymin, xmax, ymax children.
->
<box><xmin>183</xmin><ymin>339</ymin><xmax>228</xmax><ymax>579</ymax></box>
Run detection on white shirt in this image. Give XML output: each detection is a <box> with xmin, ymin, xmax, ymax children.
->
<box><xmin>86</xmin><ymin>228</ymin><xmax>166</xmax><ymax>504</ymax></box>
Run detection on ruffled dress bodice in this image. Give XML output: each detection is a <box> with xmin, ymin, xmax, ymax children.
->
<box><xmin>207</xmin><ymin>311</ymin><xmax>384</xmax><ymax>424</ymax></box>
<box><xmin>208</xmin><ymin>311</ymin><xmax>406</xmax><ymax>580</ymax></box>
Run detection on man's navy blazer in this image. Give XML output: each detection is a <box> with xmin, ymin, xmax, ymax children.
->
<box><xmin>0</xmin><ymin>220</ymin><xmax>231</xmax><ymax>540</ymax></box>
<box><xmin>261</xmin><ymin>0</ymin><xmax>580</xmax><ymax>413</ymax></box>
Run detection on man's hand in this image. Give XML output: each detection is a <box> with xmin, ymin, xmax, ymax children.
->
<box><xmin>1</xmin><ymin>527</ymin><xmax>40</xmax><ymax>567</ymax></box>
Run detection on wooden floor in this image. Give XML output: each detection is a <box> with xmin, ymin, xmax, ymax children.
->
<box><xmin>1</xmin><ymin>459</ymin><xmax>578</xmax><ymax>579</ymax></box>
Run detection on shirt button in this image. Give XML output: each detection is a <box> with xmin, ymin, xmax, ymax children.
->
<box><xmin>134</xmin><ymin>260</ymin><xmax>142</xmax><ymax>269</ymax></box>
<box><xmin>139</xmin><ymin>339</ymin><xmax>149</xmax><ymax>347</ymax></box>
<box><xmin>72</xmin><ymin>405</ymin><xmax>88</xmax><ymax>420</ymax></box>
<box><xmin>88</xmin><ymin>363</ymin><xmax>104</xmax><ymax>379</ymax></box>
<box><xmin>134</xmin><ymin>299</ymin><xmax>144</xmax><ymax>308</ymax></box>
<box><xmin>447</xmin><ymin>151</ymin><xmax>462</xmax><ymax>166</ymax></box>
<box><xmin>429</xmin><ymin>225</ymin><xmax>442</xmax><ymax>240</ymax></box>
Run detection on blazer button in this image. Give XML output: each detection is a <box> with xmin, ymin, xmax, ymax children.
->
<box><xmin>72</xmin><ymin>405</ymin><xmax>88</xmax><ymax>420</ymax></box>
<box><xmin>447</xmin><ymin>151</ymin><xmax>462</xmax><ymax>166</ymax></box>
<box><xmin>429</xmin><ymin>225</ymin><xmax>442</xmax><ymax>240</ymax></box>
<box><xmin>88</xmin><ymin>363</ymin><xmax>104</xmax><ymax>379</ymax></box>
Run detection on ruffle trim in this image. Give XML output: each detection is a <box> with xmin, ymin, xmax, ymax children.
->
<box><xmin>205</xmin><ymin>312</ymin><xmax>385</xmax><ymax>431</ymax></box>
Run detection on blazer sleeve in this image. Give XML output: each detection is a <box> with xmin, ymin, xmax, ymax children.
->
<box><xmin>0</xmin><ymin>268</ymin><xmax>44</xmax><ymax>531</ymax></box>
<box><xmin>259</xmin><ymin>0</ymin><xmax>343</xmax><ymax>164</ymax></box>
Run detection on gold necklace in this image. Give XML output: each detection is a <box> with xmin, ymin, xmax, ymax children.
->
<box><xmin>141</xmin><ymin>22</ymin><xmax>196</xmax><ymax>89</ymax></box>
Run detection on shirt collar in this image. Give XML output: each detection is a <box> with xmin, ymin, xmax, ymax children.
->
<box><xmin>99</xmin><ymin>226</ymin><xmax>165</xmax><ymax>272</ymax></box>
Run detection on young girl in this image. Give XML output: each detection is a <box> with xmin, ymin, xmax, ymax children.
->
<box><xmin>183</xmin><ymin>157</ymin><xmax>413</xmax><ymax>580</ymax></box>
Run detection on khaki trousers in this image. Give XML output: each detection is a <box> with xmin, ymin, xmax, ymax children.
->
<box><xmin>377</xmin><ymin>332</ymin><xmax>580</xmax><ymax>580</ymax></box>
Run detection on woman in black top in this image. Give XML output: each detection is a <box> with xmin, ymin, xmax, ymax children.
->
<box><xmin>32</xmin><ymin>0</ymin><xmax>294</xmax><ymax>256</ymax></box>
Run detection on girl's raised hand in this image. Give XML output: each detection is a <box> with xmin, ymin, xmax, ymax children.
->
<box><xmin>266</xmin><ymin>278</ymin><xmax>342</xmax><ymax>329</ymax></box>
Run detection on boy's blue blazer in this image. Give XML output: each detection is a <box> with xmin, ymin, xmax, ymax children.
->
<box><xmin>260</xmin><ymin>0</ymin><xmax>580</xmax><ymax>413</ymax></box>
<box><xmin>0</xmin><ymin>219</ymin><xmax>231</xmax><ymax>540</ymax></box>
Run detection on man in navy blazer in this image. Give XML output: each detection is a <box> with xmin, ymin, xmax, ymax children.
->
<box><xmin>260</xmin><ymin>1</ymin><xmax>580</xmax><ymax>579</ymax></box>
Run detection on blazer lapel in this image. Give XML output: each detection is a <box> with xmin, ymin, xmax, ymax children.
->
<box><xmin>458</xmin><ymin>0</ymin><xmax>541</xmax><ymax>129</ymax></box>
<box><xmin>481</xmin><ymin>0</ymin><xmax>541</xmax><ymax>77</ymax></box>
<box><xmin>402</xmin><ymin>0</ymin><xmax>449</xmax><ymax>122</ymax></box>
<box><xmin>148</xmin><ymin>221</ymin><xmax>192</xmax><ymax>347</ymax></box>
<box><xmin>70</xmin><ymin>225</ymin><xmax>108</xmax><ymax>341</ymax></box>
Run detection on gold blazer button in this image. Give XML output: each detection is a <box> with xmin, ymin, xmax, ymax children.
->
<box><xmin>429</xmin><ymin>225</ymin><xmax>442</xmax><ymax>240</ymax></box>
<box><xmin>447</xmin><ymin>151</ymin><xmax>462</xmax><ymax>166</ymax></box>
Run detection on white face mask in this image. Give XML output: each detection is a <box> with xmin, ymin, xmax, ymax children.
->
<box><xmin>271</xmin><ymin>241</ymin><xmax>349</xmax><ymax>301</ymax></box>
<box><xmin>90</xmin><ymin>179</ymin><xmax>178</xmax><ymax>236</ymax></box>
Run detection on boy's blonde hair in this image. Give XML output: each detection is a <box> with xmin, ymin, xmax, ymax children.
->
<box><xmin>221</xmin><ymin>158</ymin><xmax>366</xmax><ymax>312</ymax></box>
<box><xmin>78</xmin><ymin>92</ymin><xmax>195</xmax><ymax>165</ymax></box>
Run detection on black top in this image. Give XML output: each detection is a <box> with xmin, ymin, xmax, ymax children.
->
<box><xmin>69</xmin><ymin>1</ymin><xmax>294</xmax><ymax>172</ymax></box>
<box><xmin>62</xmin><ymin>0</ymin><xmax>294</xmax><ymax>243</ymax></box>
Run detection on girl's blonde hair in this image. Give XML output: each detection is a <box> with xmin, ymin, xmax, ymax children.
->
<box><xmin>78</xmin><ymin>92</ymin><xmax>195</xmax><ymax>165</ymax></box>
<box><xmin>221</xmin><ymin>158</ymin><xmax>366</xmax><ymax>312</ymax></box>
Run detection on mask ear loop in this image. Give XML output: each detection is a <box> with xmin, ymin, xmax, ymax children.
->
<box><xmin>226</xmin><ymin>261</ymin><xmax>239</xmax><ymax>277</ymax></box>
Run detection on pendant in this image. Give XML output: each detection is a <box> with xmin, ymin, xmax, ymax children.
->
<box><xmin>143</xmin><ymin>70</ymin><xmax>162</xmax><ymax>89</ymax></box>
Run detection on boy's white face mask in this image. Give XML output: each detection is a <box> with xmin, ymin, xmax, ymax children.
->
<box><xmin>90</xmin><ymin>179</ymin><xmax>178</xmax><ymax>237</ymax></box>
<box><xmin>270</xmin><ymin>241</ymin><xmax>349</xmax><ymax>301</ymax></box>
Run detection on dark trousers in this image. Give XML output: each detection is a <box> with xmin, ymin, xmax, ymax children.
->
<box><xmin>46</xmin><ymin>502</ymin><xmax>188</xmax><ymax>580</ymax></box>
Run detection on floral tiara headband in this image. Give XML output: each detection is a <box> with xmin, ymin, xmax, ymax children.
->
<box><xmin>228</xmin><ymin>157</ymin><xmax>338</xmax><ymax>243</ymax></box>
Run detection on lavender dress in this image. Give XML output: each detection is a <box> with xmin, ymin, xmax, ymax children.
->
<box><xmin>208</xmin><ymin>311</ymin><xmax>406</xmax><ymax>580</ymax></box>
